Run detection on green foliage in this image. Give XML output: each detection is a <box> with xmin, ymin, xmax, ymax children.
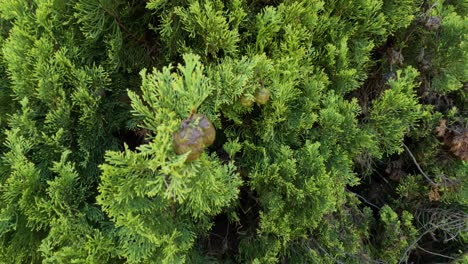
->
<box><xmin>0</xmin><ymin>0</ymin><xmax>466</xmax><ymax>263</ymax></box>
<box><xmin>430</xmin><ymin>8</ymin><xmax>467</xmax><ymax>93</ymax></box>
<box><xmin>383</xmin><ymin>0</ymin><xmax>418</xmax><ymax>33</ymax></box>
<box><xmin>148</xmin><ymin>0</ymin><xmax>245</xmax><ymax>61</ymax></box>
<box><xmin>97</xmin><ymin>54</ymin><xmax>242</xmax><ymax>262</ymax></box>
<box><xmin>377</xmin><ymin>205</ymin><xmax>417</xmax><ymax>263</ymax></box>
<box><xmin>0</xmin><ymin>0</ymin><xmax>143</xmax><ymax>262</ymax></box>
<box><xmin>367</xmin><ymin>67</ymin><xmax>423</xmax><ymax>157</ymax></box>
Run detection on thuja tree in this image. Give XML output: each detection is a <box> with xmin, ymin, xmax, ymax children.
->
<box><xmin>0</xmin><ymin>0</ymin><xmax>466</xmax><ymax>263</ymax></box>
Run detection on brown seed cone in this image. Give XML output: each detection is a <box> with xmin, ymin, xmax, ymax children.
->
<box><xmin>173</xmin><ymin>113</ymin><xmax>216</xmax><ymax>161</ymax></box>
<box><xmin>192</xmin><ymin>114</ymin><xmax>216</xmax><ymax>146</ymax></box>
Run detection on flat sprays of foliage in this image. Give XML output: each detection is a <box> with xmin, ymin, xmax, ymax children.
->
<box><xmin>0</xmin><ymin>0</ymin><xmax>466</xmax><ymax>263</ymax></box>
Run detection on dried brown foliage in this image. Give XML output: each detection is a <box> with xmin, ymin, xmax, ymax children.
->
<box><xmin>436</xmin><ymin>120</ymin><xmax>468</xmax><ymax>161</ymax></box>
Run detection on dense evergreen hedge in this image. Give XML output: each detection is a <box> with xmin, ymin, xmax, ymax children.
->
<box><xmin>0</xmin><ymin>0</ymin><xmax>466</xmax><ymax>263</ymax></box>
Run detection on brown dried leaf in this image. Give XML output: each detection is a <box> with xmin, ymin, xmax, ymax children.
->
<box><xmin>435</xmin><ymin>119</ymin><xmax>447</xmax><ymax>137</ymax></box>
<box><xmin>449</xmin><ymin>130</ymin><xmax>468</xmax><ymax>161</ymax></box>
<box><xmin>428</xmin><ymin>186</ymin><xmax>440</xmax><ymax>202</ymax></box>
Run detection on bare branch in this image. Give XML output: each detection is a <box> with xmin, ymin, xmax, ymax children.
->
<box><xmin>417</xmin><ymin>246</ymin><xmax>456</xmax><ymax>260</ymax></box>
<box><xmin>347</xmin><ymin>189</ymin><xmax>380</xmax><ymax>210</ymax></box>
<box><xmin>402</xmin><ymin>144</ymin><xmax>436</xmax><ymax>185</ymax></box>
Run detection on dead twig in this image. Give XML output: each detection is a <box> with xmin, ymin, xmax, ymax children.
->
<box><xmin>402</xmin><ymin>143</ymin><xmax>436</xmax><ymax>185</ymax></box>
<box><xmin>398</xmin><ymin>218</ymin><xmax>466</xmax><ymax>263</ymax></box>
<box><xmin>416</xmin><ymin>246</ymin><xmax>456</xmax><ymax>260</ymax></box>
<box><xmin>347</xmin><ymin>189</ymin><xmax>380</xmax><ymax>210</ymax></box>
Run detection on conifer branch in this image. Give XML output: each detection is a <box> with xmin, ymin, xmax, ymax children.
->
<box><xmin>164</xmin><ymin>175</ymin><xmax>177</xmax><ymax>217</ymax></box>
<box><xmin>100</xmin><ymin>5</ymin><xmax>149</xmax><ymax>47</ymax></box>
<box><xmin>309</xmin><ymin>237</ymin><xmax>345</xmax><ymax>264</ymax></box>
<box><xmin>0</xmin><ymin>0</ymin><xmax>465</xmax><ymax>262</ymax></box>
